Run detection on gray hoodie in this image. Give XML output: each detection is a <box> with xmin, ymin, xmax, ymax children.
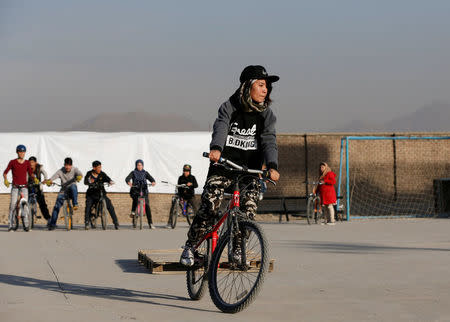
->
<box><xmin>50</xmin><ymin>167</ymin><xmax>83</xmax><ymax>191</ymax></box>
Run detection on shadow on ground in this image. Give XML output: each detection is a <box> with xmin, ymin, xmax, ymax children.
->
<box><xmin>0</xmin><ymin>274</ymin><xmax>216</xmax><ymax>313</ymax></box>
<box><xmin>275</xmin><ymin>240</ymin><xmax>450</xmax><ymax>254</ymax></box>
<box><xmin>115</xmin><ymin>259</ymin><xmax>149</xmax><ymax>274</ymax></box>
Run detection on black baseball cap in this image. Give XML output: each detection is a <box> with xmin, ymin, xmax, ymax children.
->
<box><xmin>239</xmin><ymin>65</ymin><xmax>279</xmax><ymax>84</ymax></box>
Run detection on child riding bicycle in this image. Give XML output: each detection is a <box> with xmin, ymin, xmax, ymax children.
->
<box><xmin>125</xmin><ymin>160</ymin><xmax>156</xmax><ymax>229</ymax></box>
<box><xmin>180</xmin><ymin>65</ymin><xmax>280</xmax><ymax>266</ymax></box>
<box><xmin>84</xmin><ymin>160</ymin><xmax>119</xmax><ymax>230</ymax></box>
<box><xmin>45</xmin><ymin>157</ymin><xmax>83</xmax><ymax>230</ymax></box>
<box><xmin>3</xmin><ymin>145</ymin><xmax>36</xmax><ymax>232</ymax></box>
<box><xmin>27</xmin><ymin>156</ymin><xmax>51</xmax><ymax>220</ymax></box>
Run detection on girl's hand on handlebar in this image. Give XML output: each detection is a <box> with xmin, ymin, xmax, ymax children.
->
<box><xmin>269</xmin><ymin>169</ymin><xmax>280</xmax><ymax>181</ymax></box>
<box><xmin>209</xmin><ymin>150</ymin><xmax>221</xmax><ymax>163</ymax></box>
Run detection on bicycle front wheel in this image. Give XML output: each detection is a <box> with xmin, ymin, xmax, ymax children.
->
<box><xmin>63</xmin><ymin>201</ymin><xmax>71</xmax><ymax>231</ymax></box>
<box><xmin>30</xmin><ymin>202</ymin><xmax>37</xmax><ymax>230</ymax></box>
<box><xmin>169</xmin><ymin>200</ymin><xmax>178</xmax><ymax>229</ymax></box>
<box><xmin>21</xmin><ymin>203</ymin><xmax>31</xmax><ymax>231</ymax></box>
<box><xmin>208</xmin><ymin>220</ymin><xmax>269</xmax><ymax>313</ymax></box>
<box><xmin>306</xmin><ymin>197</ymin><xmax>315</xmax><ymax>225</ymax></box>
<box><xmin>138</xmin><ymin>199</ymin><xmax>144</xmax><ymax>230</ymax></box>
<box><xmin>186</xmin><ymin>238</ymin><xmax>211</xmax><ymax>300</ymax></box>
<box><xmin>101</xmin><ymin>199</ymin><xmax>107</xmax><ymax>230</ymax></box>
<box><xmin>186</xmin><ymin>204</ymin><xmax>195</xmax><ymax>226</ymax></box>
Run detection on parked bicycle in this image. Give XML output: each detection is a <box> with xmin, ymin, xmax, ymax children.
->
<box><xmin>51</xmin><ymin>183</ymin><xmax>74</xmax><ymax>231</ymax></box>
<box><xmin>11</xmin><ymin>185</ymin><xmax>31</xmax><ymax>232</ymax></box>
<box><xmin>162</xmin><ymin>181</ymin><xmax>195</xmax><ymax>229</ymax></box>
<box><xmin>131</xmin><ymin>183</ymin><xmax>152</xmax><ymax>229</ymax></box>
<box><xmin>306</xmin><ymin>181</ymin><xmax>324</xmax><ymax>225</ymax></box>
<box><xmin>87</xmin><ymin>182</ymin><xmax>111</xmax><ymax>230</ymax></box>
<box><xmin>186</xmin><ymin>152</ymin><xmax>275</xmax><ymax>313</ymax></box>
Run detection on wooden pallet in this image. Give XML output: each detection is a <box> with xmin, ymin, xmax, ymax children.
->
<box><xmin>138</xmin><ymin>249</ymin><xmax>275</xmax><ymax>275</ymax></box>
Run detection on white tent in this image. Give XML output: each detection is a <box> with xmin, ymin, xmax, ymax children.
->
<box><xmin>0</xmin><ymin>132</ymin><xmax>212</xmax><ymax>194</ymax></box>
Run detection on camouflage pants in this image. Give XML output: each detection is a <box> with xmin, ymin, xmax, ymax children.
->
<box><xmin>187</xmin><ymin>175</ymin><xmax>260</xmax><ymax>245</ymax></box>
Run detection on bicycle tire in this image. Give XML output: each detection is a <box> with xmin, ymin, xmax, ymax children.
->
<box><xmin>315</xmin><ymin>196</ymin><xmax>324</xmax><ymax>224</ymax></box>
<box><xmin>169</xmin><ymin>200</ymin><xmax>178</xmax><ymax>229</ymax></box>
<box><xmin>186</xmin><ymin>204</ymin><xmax>195</xmax><ymax>226</ymax></box>
<box><xmin>12</xmin><ymin>209</ymin><xmax>19</xmax><ymax>231</ymax></box>
<box><xmin>21</xmin><ymin>203</ymin><xmax>30</xmax><ymax>231</ymax></box>
<box><xmin>101</xmin><ymin>199</ymin><xmax>107</xmax><ymax>230</ymax></box>
<box><xmin>139</xmin><ymin>199</ymin><xmax>144</xmax><ymax>230</ymax></box>
<box><xmin>186</xmin><ymin>238</ymin><xmax>211</xmax><ymax>300</ymax></box>
<box><xmin>306</xmin><ymin>197</ymin><xmax>315</xmax><ymax>225</ymax></box>
<box><xmin>63</xmin><ymin>201</ymin><xmax>71</xmax><ymax>231</ymax></box>
<box><xmin>30</xmin><ymin>202</ymin><xmax>37</xmax><ymax>230</ymax></box>
<box><xmin>132</xmin><ymin>211</ymin><xmax>137</xmax><ymax>228</ymax></box>
<box><xmin>208</xmin><ymin>220</ymin><xmax>269</xmax><ymax>313</ymax></box>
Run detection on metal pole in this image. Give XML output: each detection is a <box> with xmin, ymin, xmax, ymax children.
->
<box><xmin>304</xmin><ymin>134</ymin><xmax>308</xmax><ymax>195</ymax></box>
<box><xmin>337</xmin><ymin>138</ymin><xmax>344</xmax><ymax>209</ymax></box>
<box><xmin>346</xmin><ymin>137</ymin><xmax>350</xmax><ymax>221</ymax></box>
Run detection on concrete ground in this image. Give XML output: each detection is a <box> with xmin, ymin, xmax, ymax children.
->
<box><xmin>0</xmin><ymin>219</ymin><xmax>449</xmax><ymax>322</ymax></box>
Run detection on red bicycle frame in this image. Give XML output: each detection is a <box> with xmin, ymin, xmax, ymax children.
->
<box><xmin>194</xmin><ymin>188</ymin><xmax>240</xmax><ymax>253</ymax></box>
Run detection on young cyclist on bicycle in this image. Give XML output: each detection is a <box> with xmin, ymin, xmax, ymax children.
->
<box><xmin>45</xmin><ymin>157</ymin><xmax>83</xmax><ymax>230</ymax></box>
<box><xmin>180</xmin><ymin>65</ymin><xmax>280</xmax><ymax>266</ymax></box>
<box><xmin>178</xmin><ymin>164</ymin><xmax>198</xmax><ymax>208</ymax></box>
<box><xmin>84</xmin><ymin>160</ymin><xmax>119</xmax><ymax>230</ymax></box>
<box><xmin>3</xmin><ymin>145</ymin><xmax>36</xmax><ymax>232</ymax></box>
<box><xmin>165</xmin><ymin>164</ymin><xmax>199</xmax><ymax>228</ymax></box>
<box><xmin>125</xmin><ymin>160</ymin><xmax>156</xmax><ymax>229</ymax></box>
<box><xmin>27</xmin><ymin>156</ymin><xmax>50</xmax><ymax>220</ymax></box>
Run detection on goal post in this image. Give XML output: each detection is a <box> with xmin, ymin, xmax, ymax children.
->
<box><xmin>337</xmin><ymin>135</ymin><xmax>450</xmax><ymax>221</ymax></box>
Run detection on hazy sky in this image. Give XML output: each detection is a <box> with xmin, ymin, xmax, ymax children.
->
<box><xmin>1</xmin><ymin>0</ymin><xmax>450</xmax><ymax>132</ymax></box>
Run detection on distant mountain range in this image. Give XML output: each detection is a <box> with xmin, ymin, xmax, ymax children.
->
<box><xmin>70</xmin><ymin>111</ymin><xmax>206</xmax><ymax>132</ymax></box>
<box><xmin>334</xmin><ymin>102</ymin><xmax>450</xmax><ymax>132</ymax></box>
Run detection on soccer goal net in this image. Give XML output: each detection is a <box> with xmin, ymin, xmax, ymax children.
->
<box><xmin>337</xmin><ymin>136</ymin><xmax>450</xmax><ymax>220</ymax></box>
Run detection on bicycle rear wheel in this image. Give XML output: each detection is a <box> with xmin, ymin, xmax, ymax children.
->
<box><xmin>186</xmin><ymin>238</ymin><xmax>211</xmax><ymax>300</ymax></box>
<box><xmin>100</xmin><ymin>199</ymin><xmax>107</xmax><ymax>230</ymax></box>
<box><xmin>169</xmin><ymin>200</ymin><xmax>178</xmax><ymax>229</ymax></box>
<box><xmin>208</xmin><ymin>220</ymin><xmax>269</xmax><ymax>313</ymax></box>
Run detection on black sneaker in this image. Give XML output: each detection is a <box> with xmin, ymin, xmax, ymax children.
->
<box><xmin>114</xmin><ymin>223</ymin><xmax>119</xmax><ymax>230</ymax></box>
<box><xmin>48</xmin><ymin>226</ymin><xmax>55</xmax><ymax>231</ymax></box>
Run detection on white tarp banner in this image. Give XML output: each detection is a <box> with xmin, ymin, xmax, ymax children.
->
<box><xmin>0</xmin><ymin>132</ymin><xmax>212</xmax><ymax>194</ymax></box>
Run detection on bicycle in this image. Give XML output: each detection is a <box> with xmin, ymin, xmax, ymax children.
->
<box><xmin>161</xmin><ymin>181</ymin><xmax>195</xmax><ymax>229</ymax></box>
<box><xmin>87</xmin><ymin>182</ymin><xmax>111</xmax><ymax>230</ymax></box>
<box><xmin>305</xmin><ymin>182</ymin><xmax>324</xmax><ymax>225</ymax></box>
<box><xmin>131</xmin><ymin>183</ymin><xmax>152</xmax><ymax>230</ymax></box>
<box><xmin>11</xmin><ymin>185</ymin><xmax>31</xmax><ymax>232</ymax></box>
<box><xmin>28</xmin><ymin>184</ymin><xmax>43</xmax><ymax>230</ymax></box>
<box><xmin>186</xmin><ymin>152</ymin><xmax>275</xmax><ymax>313</ymax></box>
<box><xmin>51</xmin><ymin>183</ymin><xmax>75</xmax><ymax>231</ymax></box>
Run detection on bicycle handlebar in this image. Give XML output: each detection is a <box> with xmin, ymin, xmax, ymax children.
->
<box><xmin>161</xmin><ymin>181</ymin><xmax>188</xmax><ymax>188</ymax></box>
<box><xmin>203</xmin><ymin>152</ymin><xmax>276</xmax><ymax>185</ymax></box>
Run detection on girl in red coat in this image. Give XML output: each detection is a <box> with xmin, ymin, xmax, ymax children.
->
<box><xmin>316</xmin><ymin>162</ymin><xmax>337</xmax><ymax>225</ymax></box>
